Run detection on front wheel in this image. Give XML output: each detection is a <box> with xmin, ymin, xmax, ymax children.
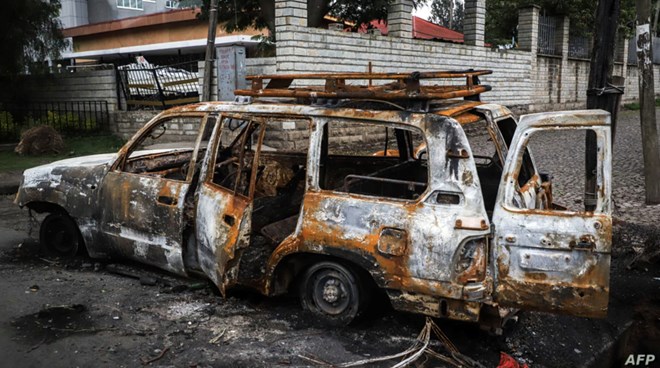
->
<box><xmin>39</xmin><ymin>213</ymin><xmax>81</xmax><ymax>256</ymax></box>
<box><xmin>300</xmin><ymin>261</ymin><xmax>364</xmax><ymax>326</ymax></box>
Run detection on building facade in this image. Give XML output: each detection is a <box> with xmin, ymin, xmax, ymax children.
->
<box><xmin>59</xmin><ymin>0</ymin><xmax>180</xmax><ymax>28</ymax></box>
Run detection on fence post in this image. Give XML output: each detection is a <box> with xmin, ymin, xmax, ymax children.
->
<box><xmin>518</xmin><ymin>5</ymin><xmax>540</xmax><ymax>53</ymax></box>
<box><xmin>153</xmin><ymin>69</ymin><xmax>166</xmax><ymax>108</ymax></box>
<box><xmin>464</xmin><ymin>0</ymin><xmax>486</xmax><ymax>46</ymax></box>
<box><xmin>275</xmin><ymin>0</ymin><xmax>308</xmax><ymax>29</ymax></box>
<box><xmin>557</xmin><ymin>16</ymin><xmax>570</xmax><ymax>103</ymax></box>
<box><xmin>387</xmin><ymin>0</ymin><xmax>413</xmax><ymax>38</ymax></box>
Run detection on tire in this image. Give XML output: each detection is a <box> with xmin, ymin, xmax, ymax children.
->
<box><xmin>300</xmin><ymin>261</ymin><xmax>364</xmax><ymax>326</ymax></box>
<box><xmin>39</xmin><ymin>213</ymin><xmax>81</xmax><ymax>257</ymax></box>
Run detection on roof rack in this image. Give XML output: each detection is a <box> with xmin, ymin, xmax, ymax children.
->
<box><xmin>235</xmin><ymin>70</ymin><xmax>492</xmax><ymax>101</ymax></box>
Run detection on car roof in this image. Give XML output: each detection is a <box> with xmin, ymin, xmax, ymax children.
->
<box><xmin>166</xmin><ymin>70</ymin><xmax>499</xmax><ymax>127</ymax></box>
<box><xmin>164</xmin><ymin>99</ymin><xmax>490</xmax><ymax>127</ymax></box>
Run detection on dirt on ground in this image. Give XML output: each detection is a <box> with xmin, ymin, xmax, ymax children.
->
<box><xmin>0</xmin><ymin>194</ymin><xmax>658</xmax><ymax>368</ymax></box>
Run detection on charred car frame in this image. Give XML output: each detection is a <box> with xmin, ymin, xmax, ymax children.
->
<box><xmin>16</xmin><ymin>71</ymin><xmax>612</xmax><ymax>330</ymax></box>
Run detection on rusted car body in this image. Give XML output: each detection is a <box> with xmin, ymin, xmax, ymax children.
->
<box><xmin>15</xmin><ymin>73</ymin><xmax>612</xmax><ymax>329</ymax></box>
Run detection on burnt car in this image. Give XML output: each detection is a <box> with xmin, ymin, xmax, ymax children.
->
<box><xmin>15</xmin><ymin>71</ymin><xmax>612</xmax><ymax>330</ymax></box>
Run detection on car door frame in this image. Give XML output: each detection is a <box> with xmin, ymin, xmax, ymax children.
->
<box><xmin>98</xmin><ymin>112</ymin><xmax>210</xmax><ymax>275</ymax></box>
<box><xmin>194</xmin><ymin>114</ymin><xmax>266</xmax><ymax>294</ymax></box>
<box><xmin>491</xmin><ymin>109</ymin><xmax>612</xmax><ymax>318</ymax></box>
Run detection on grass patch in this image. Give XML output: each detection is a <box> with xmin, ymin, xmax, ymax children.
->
<box><xmin>623</xmin><ymin>98</ymin><xmax>660</xmax><ymax>111</ymax></box>
<box><xmin>0</xmin><ymin>134</ymin><xmax>125</xmax><ymax>172</ymax></box>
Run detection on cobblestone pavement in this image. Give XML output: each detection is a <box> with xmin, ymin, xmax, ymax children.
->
<box><xmin>468</xmin><ymin>107</ymin><xmax>660</xmax><ymax>226</ymax></box>
<box><xmin>529</xmin><ymin>107</ymin><xmax>660</xmax><ymax>226</ymax></box>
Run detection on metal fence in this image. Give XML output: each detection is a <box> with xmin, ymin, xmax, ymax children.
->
<box><xmin>568</xmin><ymin>35</ymin><xmax>592</xmax><ymax>59</ymax></box>
<box><xmin>0</xmin><ymin>101</ymin><xmax>110</xmax><ymax>143</ymax></box>
<box><xmin>627</xmin><ymin>36</ymin><xmax>660</xmax><ymax>64</ymax></box>
<box><xmin>117</xmin><ymin>60</ymin><xmax>200</xmax><ymax>110</ymax></box>
<box><xmin>538</xmin><ymin>15</ymin><xmax>561</xmax><ymax>56</ymax></box>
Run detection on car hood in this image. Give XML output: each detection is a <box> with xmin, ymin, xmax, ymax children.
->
<box><xmin>15</xmin><ymin>149</ymin><xmax>185</xmax><ymax>211</ymax></box>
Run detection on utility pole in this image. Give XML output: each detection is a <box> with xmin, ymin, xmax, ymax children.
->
<box><xmin>449</xmin><ymin>0</ymin><xmax>455</xmax><ymax>30</ymax></box>
<box><xmin>585</xmin><ymin>0</ymin><xmax>623</xmax><ymax>211</ymax></box>
<box><xmin>636</xmin><ymin>0</ymin><xmax>660</xmax><ymax>204</ymax></box>
<box><xmin>202</xmin><ymin>0</ymin><xmax>220</xmax><ymax>102</ymax></box>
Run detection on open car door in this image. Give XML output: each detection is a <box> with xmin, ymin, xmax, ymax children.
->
<box><xmin>195</xmin><ymin>116</ymin><xmax>264</xmax><ymax>294</ymax></box>
<box><xmin>492</xmin><ymin>110</ymin><xmax>612</xmax><ymax>318</ymax></box>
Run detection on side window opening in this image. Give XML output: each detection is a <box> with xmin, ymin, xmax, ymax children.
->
<box><xmin>497</xmin><ymin>118</ymin><xmax>534</xmax><ymax>187</ymax></box>
<box><xmin>210</xmin><ymin>117</ymin><xmax>259</xmax><ymax>197</ymax></box>
<box><xmin>318</xmin><ymin>120</ymin><xmax>428</xmax><ymax>201</ymax></box>
<box><xmin>120</xmin><ymin>115</ymin><xmax>205</xmax><ymax>182</ymax></box>
<box><xmin>509</xmin><ymin>128</ymin><xmax>600</xmax><ymax>213</ymax></box>
<box><xmin>464</xmin><ymin>118</ymin><xmax>502</xmax><ymax>217</ymax></box>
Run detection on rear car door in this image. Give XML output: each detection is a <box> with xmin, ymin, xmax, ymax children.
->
<box><xmin>491</xmin><ymin>110</ymin><xmax>612</xmax><ymax>318</ymax></box>
<box><xmin>195</xmin><ymin>115</ymin><xmax>264</xmax><ymax>294</ymax></box>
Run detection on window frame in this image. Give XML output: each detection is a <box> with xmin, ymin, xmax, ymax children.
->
<box><xmin>502</xmin><ymin>126</ymin><xmax>608</xmax><ymax>215</ymax></box>
<box><xmin>206</xmin><ymin>114</ymin><xmax>267</xmax><ymax>200</ymax></box>
<box><xmin>165</xmin><ymin>0</ymin><xmax>179</xmax><ymax>9</ymax></box>
<box><xmin>116</xmin><ymin>0</ymin><xmax>144</xmax><ymax>10</ymax></box>
<box><xmin>313</xmin><ymin>118</ymin><xmax>430</xmax><ymax>204</ymax></box>
<box><xmin>111</xmin><ymin>112</ymin><xmax>208</xmax><ymax>183</ymax></box>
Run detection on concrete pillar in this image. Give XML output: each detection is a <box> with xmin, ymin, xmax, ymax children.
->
<box><xmin>518</xmin><ymin>5</ymin><xmax>540</xmax><ymax>53</ymax></box>
<box><xmin>557</xmin><ymin>16</ymin><xmax>570</xmax><ymax>103</ymax></box>
<box><xmin>275</xmin><ymin>0</ymin><xmax>307</xmax><ymax>28</ymax></box>
<box><xmin>621</xmin><ymin>36</ymin><xmax>629</xmax><ymax>75</ymax></box>
<box><xmin>555</xmin><ymin>16</ymin><xmax>570</xmax><ymax>56</ymax></box>
<box><xmin>464</xmin><ymin>0</ymin><xmax>486</xmax><ymax>46</ymax></box>
<box><xmin>387</xmin><ymin>0</ymin><xmax>413</xmax><ymax>38</ymax></box>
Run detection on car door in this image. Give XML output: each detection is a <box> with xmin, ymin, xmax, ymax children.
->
<box><xmin>491</xmin><ymin>110</ymin><xmax>612</xmax><ymax>318</ymax></box>
<box><xmin>195</xmin><ymin>115</ymin><xmax>264</xmax><ymax>294</ymax></box>
<box><xmin>99</xmin><ymin>113</ymin><xmax>210</xmax><ymax>275</ymax></box>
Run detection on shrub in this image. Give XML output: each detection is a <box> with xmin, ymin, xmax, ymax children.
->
<box><xmin>29</xmin><ymin>111</ymin><xmax>98</xmax><ymax>133</ymax></box>
<box><xmin>0</xmin><ymin>111</ymin><xmax>19</xmax><ymax>141</ymax></box>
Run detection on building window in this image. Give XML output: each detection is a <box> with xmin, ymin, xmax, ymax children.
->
<box><xmin>165</xmin><ymin>0</ymin><xmax>179</xmax><ymax>8</ymax></box>
<box><xmin>117</xmin><ymin>0</ymin><xmax>143</xmax><ymax>10</ymax></box>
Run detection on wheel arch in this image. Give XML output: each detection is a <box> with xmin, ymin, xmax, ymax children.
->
<box><xmin>268</xmin><ymin>248</ymin><xmax>385</xmax><ymax>296</ymax></box>
<box><xmin>25</xmin><ymin>201</ymin><xmax>68</xmax><ymax>215</ymax></box>
<box><xmin>26</xmin><ymin>201</ymin><xmax>89</xmax><ymax>255</ymax></box>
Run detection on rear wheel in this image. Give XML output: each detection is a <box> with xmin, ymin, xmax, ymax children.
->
<box><xmin>300</xmin><ymin>261</ymin><xmax>364</xmax><ymax>326</ymax></box>
<box><xmin>39</xmin><ymin>213</ymin><xmax>81</xmax><ymax>256</ymax></box>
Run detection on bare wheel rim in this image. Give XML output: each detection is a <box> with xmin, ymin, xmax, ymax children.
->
<box><xmin>308</xmin><ymin>268</ymin><xmax>354</xmax><ymax>316</ymax></box>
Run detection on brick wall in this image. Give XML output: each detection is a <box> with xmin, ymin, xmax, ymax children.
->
<box><xmin>274</xmin><ymin>26</ymin><xmax>534</xmax><ymax>110</ymax></box>
<box><xmin>531</xmin><ymin>55</ymin><xmax>660</xmax><ymax>111</ymax></box>
<box><xmin>21</xmin><ymin>69</ymin><xmax>120</xmax><ymax>111</ymax></box>
<box><xmin>198</xmin><ymin>57</ymin><xmax>277</xmax><ymax>102</ymax></box>
<box><xmin>112</xmin><ymin>110</ymin><xmax>159</xmax><ymax>139</ymax></box>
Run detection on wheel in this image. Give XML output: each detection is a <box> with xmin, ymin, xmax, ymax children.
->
<box><xmin>39</xmin><ymin>213</ymin><xmax>81</xmax><ymax>256</ymax></box>
<box><xmin>300</xmin><ymin>261</ymin><xmax>364</xmax><ymax>326</ymax></box>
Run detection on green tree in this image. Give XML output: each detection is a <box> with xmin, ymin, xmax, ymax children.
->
<box><xmin>485</xmin><ymin>0</ymin><xmax>640</xmax><ymax>46</ymax></box>
<box><xmin>430</xmin><ymin>0</ymin><xmax>464</xmax><ymax>32</ymax></box>
<box><xmin>0</xmin><ymin>0</ymin><xmax>66</xmax><ymax>77</ymax></box>
<box><xmin>182</xmin><ymin>0</ymin><xmax>426</xmax><ymax>38</ymax></box>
